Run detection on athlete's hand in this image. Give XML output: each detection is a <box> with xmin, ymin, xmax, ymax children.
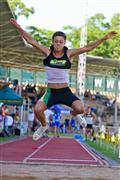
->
<box><xmin>10</xmin><ymin>18</ymin><xmax>21</xmax><ymax>29</ymax></box>
<box><xmin>103</xmin><ymin>31</ymin><xmax>117</xmax><ymax>40</ymax></box>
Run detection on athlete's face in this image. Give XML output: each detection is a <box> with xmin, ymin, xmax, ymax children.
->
<box><xmin>52</xmin><ymin>36</ymin><xmax>66</xmax><ymax>51</ymax></box>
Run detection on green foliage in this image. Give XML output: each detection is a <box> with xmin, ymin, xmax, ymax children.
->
<box><xmin>0</xmin><ymin>135</ymin><xmax>19</xmax><ymax>142</ymax></box>
<box><xmin>61</xmin><ymin>13</ymin><xmax>120</xmax><ymax>59</ymax></box>
<box><xmin>9</xmin><ymin>0</ymin><xmax>120</xmax><ymax>59</ymax></box>
<box><xmin>26</xmin><ymin>26</ymin><xmax>54</xmax><ymax>47</ymax></box>
<box><xmin>110</xmin><ymin>13</ymin><xmax>120</xmax><ymax>29</ymax></box>
<box><xmin>87</xmin><ymin>13</ymin><xmax>107</xmax><ymax>30</ymax></box>
<box><xmin>86</xmin><ymin>14</ymin><xmax>120</xmax><ymax>58</ymax></box>
<box><xmin>27</xmin><ymin>16</ymin><xmax>119</xmax><ymax>58</ymax></box>
<box><xmin>9</xmin><ymin>0</ymin><xmax>34</xmax><ymax>19</ymax></box>
<box><xmin>62</xmin><ymin>26</ymin><xmax>81</xmax><ymax>48</ymax></box>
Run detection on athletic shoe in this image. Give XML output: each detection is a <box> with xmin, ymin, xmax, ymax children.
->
<box><xmin>77</xmin><ymin>114</ymin><xmax>87</xmax><ymax>128</ymax></box>
<box><xmin>33</xmin><ymin>125</ymin><xmax>49</xmax><ymax>141</ymax></box>
<box><xmin>42</xmin><ymin>132</ymin><xmax>49</xmax><ymax>138</ymax></box>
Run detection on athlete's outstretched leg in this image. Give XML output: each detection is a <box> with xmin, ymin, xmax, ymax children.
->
<box><xmin>33</xmin><ymin>100</ymin><xmax>48</xmax><ymax>141</ymax></box>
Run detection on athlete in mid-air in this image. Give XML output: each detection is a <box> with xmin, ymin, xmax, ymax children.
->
<box><xmin>10</xmin><ymin>18</ymin><xmax>117</xmax><ymax>140</ymax></box>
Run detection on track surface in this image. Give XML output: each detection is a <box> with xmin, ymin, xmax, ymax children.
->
<box><xmin>0</xmin><ymin>136</ymin><xmax>108</xmax><ymax>166</ymax></box>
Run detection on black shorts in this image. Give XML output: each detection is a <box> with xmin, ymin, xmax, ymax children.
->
<box><xmin>40</xmin><ymin>87</ymin><xmax>79</xmax><ymax>108</ymax></box>
<box><xmin>86</xmin><ymin>124</ymin><xmax>93</xmax><ymax>129</ymax></box>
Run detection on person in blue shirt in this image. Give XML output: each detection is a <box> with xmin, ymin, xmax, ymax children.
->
<box><xmin>51</xmin><ymin>108</ymin><xmax>61</xmax><ymax>137</ymax></box>
<box><xmin>70</xmin><ymin>118</ymin><xmax>76</xmax><ymax>132</ymax></box>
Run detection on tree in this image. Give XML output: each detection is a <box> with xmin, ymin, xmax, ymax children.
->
<box><xmin>63</xmin><ymin>26</ymin><xmax>81</xmax><ymax>48</ymax></box>
<box><xmin>86</xmin><ymin>14</ymin><xmax>120</xmax><ymax>58</ymax></box>
<box><xmin>26</xmin><ymin>26</ymin><xmax>54</xmax><ymax>47</ymax></box>
<box><xmin>9</xmin><ymin>0</ymin><xmax>34</xmax><ymax>19</ymax></box>
<box><xmin>9</xmin><ymin>1</ymin><xmax>120</xmax><ymax>59</ymax></box>
<box><xmin>87</xmin><ymin>13</ymin><xmax>108</xmax><ymax>30</ymax></box>
<box><xmin>110</xmin><ymin>13</ymin><xmax>120</xmax><ymax>29</ymax></box>
<box><xmin>61</xmin><ymin>13</ymin><xmax>119</xmax><ymax>59</ymax></box>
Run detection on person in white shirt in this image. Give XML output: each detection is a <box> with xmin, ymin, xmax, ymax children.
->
<box><xmin>84</xmin><ymin>106</ymin><xmax>96</xmax><ymax>140</ymax></box>
<box><xmin>28</xmin><ymin>105</ymin><xmax>34</xmax><ymax>135</ymax></box>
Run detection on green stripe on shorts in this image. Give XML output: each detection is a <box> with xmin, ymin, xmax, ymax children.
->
<box><xmin>43</xmin><ymin>88</ymin><xmax>51</xmax><ymax>105</ymax></box>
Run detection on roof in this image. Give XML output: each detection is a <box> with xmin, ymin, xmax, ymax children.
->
<box><xmin>86</xmin><ymin>55</ymin><xmax>120</xmax><ymax>75</ymax></box>
<box><xmin>0</xmin><ymin>0</ymin><xmax>25</xmax><ymax>48</ymax></box>
<box><xmin>0</xmin><ymin>0</ymin><xmax>45</xmax><ymax>71</ymax></box>
<box><xmin>0</xmin><ymin>0</ymin><xmax>120</xmax><ymax>75</ymax></box>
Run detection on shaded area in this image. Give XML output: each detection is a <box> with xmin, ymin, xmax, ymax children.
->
<box><xmin>0</xmin><ymin>85</ymin><xmax>23</xmax><ymax>105</ymax></box>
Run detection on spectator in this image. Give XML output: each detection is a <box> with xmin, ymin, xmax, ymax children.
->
<box><xmin>44</xmin><ymin>108</ymin><xmax>54</xmax><ymax>135</ymax></box>
<box><xmin>64</xmin><ymin>118</ymin><xmax>70</xmax><ymax>133</ymax></box>
<box><xmin>70</xmin><ymin>118</ymin><xmax>76</xmax><ymax>133</ymax></box>
<box><xmin>84</xmin><ymin>89</ymin><xmax>92</xmax><ymax>99</ymax></box>
<box><xmin>84</xmin><ymin>106</ymin><xmax>96</xmax><ymax>140</ymax></box>
<box><xmin>1</xmin><ymin>104</ymin><xmax>9</xmax><ymax>133</ymax></box>
<box><xmin>28</xmin><ymin>105</ymin><xmax>34</xmax><ymax>135</ymax></box>
<box><xmin>0</xmin><ymin>107</ymin><xmax>4</xmax><ymax>135</ymax></box>
<box><xmin>51</xmin><ymin>108</ymin><xmax>61</xmax><ymax>137</ymax></box>
<box><xmin>4</xmin><ymin>115</ymin><xmax>14</xmax><ymax>135</ymax></box>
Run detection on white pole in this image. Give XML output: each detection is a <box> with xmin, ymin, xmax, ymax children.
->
<box><xmin>19</xmin><ymin>69</ymin><xmax>23</xmax><ymax>121</ymax></box>
<box><xmin>118</xmin><ymin>144</ymin><xmax>120</xmax><ymax>159</ymax></box>
<box><xmin>19</xmin><ymin>69</ymin><xmax>24</xmax><ymax>136</ymax></box>
<box><xmin>77</xmin><ymin>0</ymin><xmax>88</xmax><ymax>97</ymax></box>
<box><xmin>114</xmin><ymin>74</ymin><xmax>118</xmax><ymax>125</ymax></box>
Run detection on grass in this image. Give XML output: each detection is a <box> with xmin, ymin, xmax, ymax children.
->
<box><xmin>48</xmin><ymin>132</ymin><xmax>74</xmax><ymax>138</ymax></box>
<box><xmin>0</xmin><ymin>135</ymin><xmax>20</xmax><ymax>142</ymax></box>
<box><xmin>85</xmin><ymin>138</ymin><xmax>120</xmax><ymax>164</ymax></box>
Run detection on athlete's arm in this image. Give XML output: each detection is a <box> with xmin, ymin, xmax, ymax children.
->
<box><xmin>68</xmin><ymin>31</ymin><xmax>117</xmax><ymax>58</ymax></box>
<box><xmin>10</xmin><ymin>18</ymin><xmax>50</xmax><ymax>56</ymax></box>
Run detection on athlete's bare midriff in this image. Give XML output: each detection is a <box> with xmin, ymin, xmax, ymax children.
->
<box><xmin>47</xmin><ymin>83</ymin><xmax>68</xmax><ymax>89</ymax></box>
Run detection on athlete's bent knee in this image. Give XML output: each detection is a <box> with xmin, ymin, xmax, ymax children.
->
<box><xmin>79</xmin><ymin>106</ymin><xmax>85</xmax><ymax>114</ymax></box>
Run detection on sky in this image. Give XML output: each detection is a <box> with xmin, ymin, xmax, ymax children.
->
<box><xmin>18</xmin><ymin>0</ymin><xmax>120</xmax><ymax>30</ymax></box>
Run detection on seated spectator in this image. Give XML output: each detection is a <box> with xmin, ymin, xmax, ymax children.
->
<box><xmin>95</xmin><ymin>92</ymin><xmax>101</xmax><ymax>100</ymax></box>
<box><xmin>106</xmin><ymin>98</ymin><xmax>115</xmax><ymax>107</ymax></box>
<box><xmin>84</xmin><ymin>89</ymin><xmax>92</xmax><ymax>99</ymax></box>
